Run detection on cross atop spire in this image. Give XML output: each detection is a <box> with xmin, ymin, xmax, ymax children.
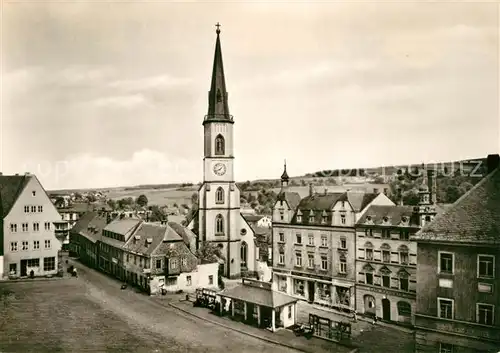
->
<box><xmin>204</xmin><ymin>23</ymin><xmax>233</xmax><ymax>125</ymax></box>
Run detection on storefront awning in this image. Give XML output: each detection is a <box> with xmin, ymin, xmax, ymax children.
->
<box><xmin>219</xmin><ymin>284</ymin><xmax>298</xmax><ymax>309</ymax></box>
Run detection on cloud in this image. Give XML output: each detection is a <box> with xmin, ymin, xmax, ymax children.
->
<box><xmin>27</xmin><ymin>149</ymin><xmax>201</xmax><ymax>190</ymax></box>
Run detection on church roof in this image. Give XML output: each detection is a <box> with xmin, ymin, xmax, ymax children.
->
<box><xmin>205</xmin><ymin>24</ymin><xmax>232</xmax><ymax>124</ymax></box>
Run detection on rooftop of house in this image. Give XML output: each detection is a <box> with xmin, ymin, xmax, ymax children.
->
<box><xmin>357</xmin><ymin>205</ymin><xmax>419</xmax><ymax>227</ymax></box>
<box><xmin>104</xmin><ymin>218</ymin><xmax>142</xmax><ymax>236</ymax></box>
<box><xmin>0</xmin><ymin>174</ymin><xmax>32</xmax><ymax>218</ymax></box>
<box><xmin>71</xmin><ymin>211</ymin><xmax>108</xmax><ymax>243</ymax></box>
<box><xmin>219</xmin><ymin>279</ymin><xmax>297</xmax><ymax>308</ymax></box>
<box><xmin>277</xmin><ymin>191</ymin><xmax>301</xmax><ymax>210</ymax></box>
<box><xmin>241</xmin><ymin>214</ymin><xmax>264</xmax><ymax>223</ymax></box>
<box><xmin>415</xmin><ymin>166</ymin><xmax>500</xmax><ymax>244</ymax></box>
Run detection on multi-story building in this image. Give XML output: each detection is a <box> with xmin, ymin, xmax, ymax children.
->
<box><xmin>187</xmin><ymin>25</ymin><xmax>257</xmax><ymax>279</ymax></box>
<box><xmin>0</xmin><ymin>173</ymin><xmax>62</xmax><ymax>278</ymax></box>
<box><xmin>123</xmin><ymin>222</ymin><xmax>217</xmax><ymax>294</ymax></box>
<box><xmin>414</xmin><ymin>154</ymin><xmax>500</xmax><ymax>353</ymax></box>
<box><xmin>271</xmin><ymin>164</ymin><xmax>394</xmax><ymax>311</ymax></box>
<box><xmin>355</xmin><ymin>170</ymin><xmax>439</xmax><ymax>325</ymax></box>
<box><xmin>69</xmin><ymin>211</ymin><xmax>109</xmax><ymax>269</ymax></box>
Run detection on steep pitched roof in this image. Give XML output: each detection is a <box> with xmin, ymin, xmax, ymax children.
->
<box><xmin>277</xmin><ymin>191</ymin><xmax>301</xmax><ymax>211</ymax></box>
<box><xmin>296</xmin><ymin>192</ymin><xmax>345</xmax><ymax>211</ymax></box>
<box><xmin>242</xmin><ymin>214</ymin><xmax>264</xmax><ymax>223</ymax></box>
<box><xmin>347</xmin><ymin>191</ymin><xmax>379</xmax><ymax>212</ymax></box>
<box><xmin>168</xmin><ymin>221</ymin><xmax>197</xmax><ymax>247</ymax></box>
<box><xmin>415</xmin><ymin>167</ymin><xmax>500</xmax><ymax>244</ymax></box>
<box><xmin>357</xmin><ymin>205</ymin><xmax>419</xmax><ymax>227</ymax></box>
<box><xmin>104</xmin><ymin>218</ymin><xmax>142</xmax><ymax>237</ymax></box>
<box><xmin>123</xmin><ymin>223</ymin><xmax>169</xmax><ymax>256</ymax></box>
<box><xmin>0</xmin><ymin>175</ymin><xmax>31</xmax><ymax>217</ymax></box>
<box><xmin>71</xmin><ymin>211</ymin><xmax>108</xmax><ymax>243</ymax></box>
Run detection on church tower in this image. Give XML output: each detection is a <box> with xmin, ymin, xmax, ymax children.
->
<box><xmin>198</xmin><ymin>24</ymin><xmax>243</xmax><ymax>278</ymax></box>
<box><xmin>414</xmin><ymin>169</ymin><xmax>437</xmax><ymax>227</ymax></box>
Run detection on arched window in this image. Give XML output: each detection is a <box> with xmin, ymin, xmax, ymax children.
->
<box><xmin>215</xmin><ymin>134</ymin><xmax>225</xmax><ymax>155</ymax></box>
<box><xmin>397</xmin><ymin>301</ymin><xmax>412</xmax><ymax>317</ymax></box>
<box><xmin>215</xmin><ymin>187</ymin><xmax>224</xmax><ymax>204</ymax></box>
<box><xmin>241</xmin><ymin>241</ymin><xmax>248</xmax><ymax>268</ymax></box>
<box><xmin>215</xmin><ymin>214</ymin><xmax>224</xmax><ymax>234</ymax></box>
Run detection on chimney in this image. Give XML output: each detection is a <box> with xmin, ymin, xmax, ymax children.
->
<box><xmin>373</xmin><ymin>188</ymin><xmax>379</xmax><ymax>194</ymax></box>
<box><xmin>309</xmin><ymin>183</ymin><xmax>314</xmax><ymax>196</ymax></box>
<box><xmin>487</xmin><ymin>154</ymin><xmax>500</xmax><ymax>173</ymax></box>
<box><xmin>397</xmin><ymin>188</ymin><xmax>403</xmax><ymax>206</ymax></box>
<box><xmin>427</xmin><ymin>169</ymin><xmax>437</xmax><ymax>204</ymax></box>
<box><xmin>324</xmin><ymin>188</ymin><xmax>328</xmax><ymax>195</ymax></box>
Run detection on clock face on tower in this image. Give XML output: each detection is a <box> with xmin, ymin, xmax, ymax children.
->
<box><xmin>213</xmin><ymin>163</ymin><xmax>227</xmax><ymax>176</ymax></box>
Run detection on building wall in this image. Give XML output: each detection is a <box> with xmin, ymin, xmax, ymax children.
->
<box><xmin>3</xmin><ymin>176</ymin><xmax>62</xmax><ymax>278</ymax></box>
<box><xmin>279</xmin><ymin>303</ymin><xmax>296</xmax><ymax>328</ymax></box>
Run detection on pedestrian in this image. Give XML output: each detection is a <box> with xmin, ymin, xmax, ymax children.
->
<box><xmin>353</xmin><ymin>310</ymin><xmax>357</xmax><ymax>322</ymax></box>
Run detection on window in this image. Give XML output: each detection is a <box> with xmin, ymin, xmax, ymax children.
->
<box><xmin>208</xmin><ymin>275</ymin><xmax>214</xmax><ymax>285</ymax></box>
<box><xmin>22</xmin><ymin>223</ymin><xmax>28</xmax><ymax>232</ymax></box>
<box><xmin>10</xmin><ymin>242</ymin><xmax>18</xmax><ymax>252</ymax></box>
<box><xmin>279</xmin><ymin>211</ymin><xmax>284</xmax><ymax>221</ymax></box>
<box><xmin>215</xmin><ymin>214</ymin><xmax>224</xmax><ymax>234</ymax></box>
<box><xmin>126</xmin><ymin>254</ymin><xmax>130</xmax><ymax>262</ymax></box>
<box><xmin>296</xmin><ymin>215</ymin><xmax>302</xmax><ymax>223</ymax></box>
<box><xmin>439</xmin><ymin>252</ymin><xmax>454</xmax><ymax>274</ymax></box>
<box><xmin>439</xmin><ymin>343</ymin><xmax>454</xmax><ymax>353</ymax></box>
<box><xmin>38</xmin><ymin>206</ymin><xmax>43</xmax><ymax>212</ymax></box>
<box><xmin>382</xmin><ymin>250</ymin><xmax>390</xmax><ymax>263</ymax></box>
<box><xmin>24</xmin><ymin>205</ymin><xmax>30</xmax><ymax>213</ymax></box>
<box><xmin>382</xmin><ymin>229</ymin><xmax>390</xmax><ymax>238</ymax></box>
<box><xmin>10</xmin><ymin>224</ymin><xmax>17</xmax><ymax>232</ymax></box>
<box><xmin>215</xmin><ymin>187</ymin><xmax>224</xmax><ymax>204</ymax></box>
<box><xmin>382</xmin><ymin>275</ymin><xmax>390</xmax><ymax>288</ymax></box>
<box><xmin>400</xmin><ymin>252</ymin><xmax>409</xmax><ymax>264</ymax></box>
<box><xmin>9</xmin><ymin>263</ymin><xmax>17</xmax><ymax>275</ymax></box>
<box><xmin>296</xmin><ymin>233</ymin><xmax>302</xmax><ymax>244</ymax></box>
<box><xmin>279</xmin><ymin>252</ymin><xmax>285</xmax><ymax>264</ymax></box>
<box><xmin>294</xmin><ymin>279</ymin><xmax>305</xmax><ymax>296</ymax></box>
<box><xmin>340</xmin><ymin>237</ymin><xmax>347</xmax><ymax>249</ymax></box>
<box><xmin>477</xmin><ymin>304</ymin><xmax>494</xmax><ymax>325</ymax></box>
<box><xmin>33</xmin><ymin>222</ymin><xmax>40</xmax><ymax>232</ymax></box>
<box><xmin>182</xmin><ymin>258</ymin><xmax>187</xmax><ymax>267</ymax></box>
<box><xmin>27</xmin><ymin>259</ymin><xmax>40</xmax><ymax>267</ymax></box>
<box><xmin>366</xmin><ymin>249</ymin><xmax>373</xmax><ymax>261</ymax></box>
<box><xmin>308</xmin><ymin>254</ymin><xmax>314</xmax><ymax>268</ymax></box>
<box><xmin>478</xmin><ymin>255</ymin><xmax>494</xmax><ymax>278</ymax></box>
<box><xmin>31</xmin><ymin>206</ymin><xmax>36</xmax><ymax>212</ymax></box>
<box><xmin>288</xmin><ymin>305</ymin><xmax>292</xmax><ymax>319</ymax></box>
<box><xmin>43</xmin><ymin>257</ymin><xmax>56</xmax><ymax>272</ymax></box>
<box><xmin>215</xmin><ymin>134</ymin><xmax>225</xmax><ymax>155</ymax></box>
<box><xmin>309</xmin><ymin>215</ymin><xmax>315</xmax><ymax>223</ymax></box>
<box><xmin>321</xmin><ymin>215</ymin><xmax>328</xmax><ymax>224</ymax></box>
<box><xmin>279</xmin><ymin>232</ymin><xmax>285</xmax><ymax>242</ymax></box>
<box><xmin>365</xmin><ymin>273</ymin><xmax>373</xmax><ymax>285</ymax></box>
<box><xmin>134</xmin><ymin>256</ymin><xmax>137</xmax><ymax>265</ymax></box>
<box><xmin>400</xmin><ymin>278</ymin><xmax>409</xmax><ymax>291</ymax></box>
<box><xmin>321</xmin><ymin>235</ymin><xmax>328</xmax><ymax>247</ymax></box>
<box><xmin>321</xmin><ymin>256</ymin><xmax>328</xmax><ymax>270</ymax></box>
<box><xmin>438</xmin><ymin>298</ymin><xmax>454</xmax><ymax>319</ymax></box>
<box><xmin>139</xmin><ymin>257</ymin><xmax>143</xmax><ymax>267</ymax></box>
<box><xmin>295</xmin><ymin>252</ymin><xmax>302</xmax><ymax>267</ymax></box>
<box><xmin>156</xmin><ymin>259</ymin><xmax>162</xmax><ymax>269</ymax></box>
<box><xmin>32</xmin><ymin>191</ymin><xmax>36</xmax><ymax>196</ymax></box>
<box><xmin>307</xmin><ymin>234</ymin><xmax>314</xmax><ymax>245</ymax></box>
<box><xmin>33</xmin><ymin>240</ymin><xmax>40</xmax><ymax>250</ymax></box>
<box><xmin>339</xmin><ymin>259</ymin><xmax>347</xmax><ymax>274</ymax></box>
<box><xmin>186</xmin><ymin>275</ymin><xmax>192</xmax><ymax>286</ymax></box>
<box><xmin>397</xmin><ymin>301</ymin><xmax>412</xmax><ymax>317</ymax></box>
<box><xmin>400</xmin><ymin>231</ymin><xmax>410</xmax><ymax>240</ymax></box>
<box><xmin>241</xmin><ymin>241</ymin><xmax>248</xmax><ymax>268</ymax></box>
<box><xmin>44</xmin><ymin>222</ymin><xmax>51</xmax><ymax>231</ymax></box>
<box><xmin>22</xmin><ymin>241</ymin><xmax>29</xmax><ymax>251</ymax></box>
<box><xmin>171</xmin><ymin>258</ymin><xmax>177</xmax><ymax>269</ymax></box>
<box><xmin>44</xmin><ymin>240</ymin><xmax>51</xmax><ymax>249</ymax></box>
<box><xmin>340</xmin><ymin>214</ymin><xmax>346</xmax><ymax>224</ymax></box>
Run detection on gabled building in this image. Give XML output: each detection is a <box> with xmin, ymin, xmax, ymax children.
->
<box><xmin>271</xmin><ymin>163</ymin><xmax>394</xmax><ymax>311</ymax></box>
<box><xmin>355</xmin><ymin>169</ymin><xmax>440</xmax><ymax>325</ymax></box>
<box><xmin>123</xmin><ymin>222</ymin><xmax>217</xmax><ymax>295</ymax></box>
<box><xmin>0</xmin><ymin>173</ymin><xmax>62</xmax><ymax>278</ymax></box>
<box><xmin>414</xmin><ymin>154</ymin><xmax>500</xmax><ymax>353</ymax></box>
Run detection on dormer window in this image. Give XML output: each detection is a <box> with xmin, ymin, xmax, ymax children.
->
<box><xmin>366</xmin><ymin>216</ymin><xmax>372</xmax><ymax>222</ymax></box>
<box><xmin>383</xmin><ymin>216</ymin><xmax>389</xmax><ymax>223</ymax></box>
<box><xmin>321</xmin><ymin>215</ymin><xmax>328</xmax><ymax>224</ymax></box>
<box><xmin>401</xmin><ymin>216</ymin><xmax>408</xmax><ymax>223</ymax></box>
<box><xmin>308</xmin><ymin>211</ymin><xmax>315</xmax><ymax>223</ymax></box>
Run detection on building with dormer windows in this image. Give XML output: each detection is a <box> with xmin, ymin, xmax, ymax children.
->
<box><xmin>271</xmin><ymin>163</ymin><xmax>394</xmax><ymax>311</ymax></box>
<box><xmin>354</xmin><ymin>169</ymin><xmax>441</xmax><ymax>325</ymax></box>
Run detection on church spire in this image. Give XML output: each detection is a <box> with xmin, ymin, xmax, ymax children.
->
<box><xmin>280</xmin><ymin>159</ymin><xmax>289</xmax><ymax>190</ymax></box>
<box><xmin>205</xmin><ymin>22</ymin><xmax>233</xmax><ymax>124</ymax></box>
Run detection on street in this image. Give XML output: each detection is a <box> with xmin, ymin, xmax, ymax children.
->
<box><xmin>0</xmin><ymin>261</ymin><xmax>302</xmax><ymax>353</ymax></box>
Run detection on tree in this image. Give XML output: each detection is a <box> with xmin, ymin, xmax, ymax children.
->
<box><xmin>191</xmin><ymin>192</ymin><xmax>198</xmax><ymax>206</ymax></box>
<box><xmin>74</xmin><ymin>192</ymin><xmax>83</xmax><ymax>200</ymax></box>
<box><xmin>149</xmin><ymin>205</ymin><xmax>168</xmax><ymax>222</ymax></box>
<box><xmin>136</xmin><ymin>194</ymin><xmax>148</xmax><ymax>207</ymax></box>
<box><xmin>196</xmin><ymin>242</ymin><xmax>224</xmax><ymax>264</ymax></box>
<box><xmin>107</xmin><ymin>199</ymin><xmax>117</xmax><ymax>210</ymax></box>
<box><xmin>86</xmin><ymin>193</ymin><xmax>97</xmax><ymax>203</ymax></box>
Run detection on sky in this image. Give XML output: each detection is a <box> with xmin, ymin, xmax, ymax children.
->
<box><xmin>1</xmin><ymin>1</ymin><xmax>499</xmax><ymax>190</ymax></box>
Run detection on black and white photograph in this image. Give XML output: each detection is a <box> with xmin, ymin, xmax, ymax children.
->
<box><xmin>1</xmin><ymin>1</ymin><xmax>499</xmax><ymax>352</ymax></box>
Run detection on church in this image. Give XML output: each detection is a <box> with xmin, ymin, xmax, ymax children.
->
<box><xmin>187</xmin><ymin>24</ymin><xmax>257</xmax><ymax>279</ymax></box>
